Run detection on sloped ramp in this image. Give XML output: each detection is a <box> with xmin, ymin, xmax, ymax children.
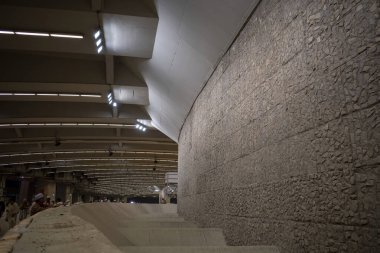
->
<box><xmin>11</xmin><ymin>203</ymin><xmax>279</xmax><ymax>253</ymax></box>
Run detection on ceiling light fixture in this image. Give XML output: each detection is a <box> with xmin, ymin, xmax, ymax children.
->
<box><xmin>97</xmin><ymin>45</ymin><xmax>103</xmax><ymax>53</ymax></box>
<box><xmin>14</xmin><ymin>93</ymin><xmax>34</xmax><ymax>96</ymax></box>
<box><xmin>96</xmin><ymin>38</ymin><xmax>102</xmax><ymax>46</ymax></box>
<box><xmin>0</xmin><ymin>29</ymin><xmax>84</xmax><ymax>39</ymax></box>
<box><xmin>0</xmin><ymin>122</ymin><xmax>135</xmax><ymax>128</ymax></box>
<box><xmin>107</xmin><ymin>91</ymin><xmax>117</xmax><ymax>108</ymax></box>
<box><xmin>0</xmin><ymin>92</ymin><xmax>101</xmax><ymax>97</ymax></box>
<box><xmin>0</xmin><ymin>30</ymin><xmax>14</xmax><ymax>34</ymax></box>
<box><xmin>59</xmin><ymin>93</ymin><xmax>80</xmax><ymax>97</ymax></box>
<box><xmin>80</xmin><ymin>94</ymin><xmax>101</xmax><ymax>98</ymax></box>
<box><xmin>36</xmin><ymin>93</ymin><xmax>58</xmax><ymax>96</ymax></box>
<box><xmin>94</xmin><ymin>29</ymin><xmax>105</xmax><ymax>54</ymax></box>
<box><xmin>135</xmin><ymin>124</ymin><xmax>147</xmax><ymax>132</ymax></box>
<box><xmin>15</xmin><ymin>31</ymin><xmax>49</xmax><ymax>37</ymax></box>
<box><xmin>0</xmin><ymin>150</ymin><xmax>177</xmax><ymax>158</ymax></box>
<box><xmin>50</xmin><ymin>33</ymin><xmax>83</xmax><ymax>39</ymax></box>
<box><xmin>94</xmin><ymin>30</ymin><xmax>101</xmax><ymax>39</ymax></box>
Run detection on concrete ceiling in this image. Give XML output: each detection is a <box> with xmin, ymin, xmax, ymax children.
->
<box><xmin>0</xmin><ymin>0</ymin><xmax>258</xmax><ymax>196</ymax></box>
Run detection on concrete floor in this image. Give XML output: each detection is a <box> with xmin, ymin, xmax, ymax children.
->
<box><xmin>8</xmin><ymin>203</ymin><xmax>279</xmax><ymax>253</ymax></box>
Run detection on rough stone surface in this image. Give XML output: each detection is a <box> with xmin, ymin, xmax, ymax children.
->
<box><xmin>178</xmin><ymin>0</ymin><xmax>380</xmax><ymax>252</ymax></box>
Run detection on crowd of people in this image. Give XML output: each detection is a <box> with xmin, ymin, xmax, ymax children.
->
<box><xmin>2</xmin><ymin>193</ymin><xmax>64</xmax><ymax>230</ymax></box>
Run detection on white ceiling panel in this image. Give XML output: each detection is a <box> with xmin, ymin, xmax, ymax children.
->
<box><xmin>102</xmin><ymin>14</ymin><xmax>158</xmax><ymax>57</ymax></box>
<box><xmin>128</xmin><ymin>0</ymin><xmax>259</xmax><ymax>141</ymax></box>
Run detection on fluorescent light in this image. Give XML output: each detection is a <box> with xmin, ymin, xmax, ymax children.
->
<box><xmin>29</xmin><ymin>123</ymin><xmax>44</xmax><ymax>126</ymax></box>
<box><xmin>142</xmin><ymin>128</ymin><xmax>146</xmax><ymax>132</ymax></box>
<box><xmin>45</xmin><ymin>123</ymin><xmax>60</xmax><ymax>126</ymax></box>
<box><xmin>59</xmin><ymin>94</ymin><xmax>80</xmax><ymax>97</ymax></box>
<box><xmin>11</xmin><ymin>123</ymin><xmax>28</xmax><ymax>126</ymax></box>
<box><xmin>108</xmin><ymin>100</ymin><xmax>112</xmax><ymax>105</ymax></box>
<box><xmin>36</xmin><ymin>93</ymin><xmax>58</xmax><ymax>96</ymax></box>
<box><xmin>0</xmin><ymin>93</ymin><xmax>13</xmax><ymax>96</ymax></box>
<box><xmin>0</xmin><ymin>124</ymin><xmax>11</xmax><ymax>127</ymax></box>
<box><xmin>107</xmin><ymin>93</ymin><xmax>112</xmax><ymax>98</ymax></box>
<box><xmin>0</xmin><ymin>30</ymin><xmax>14</xmax><ymax>34</ymax></box>
<box><xmin>97</xmin><ymin>45</ymin><xmax>103</xmax><ymax>53</ymax></box>
<box><xmin>112</xmin><ymin>102</ymin><xmax>117</xmax><ymax>107</ymax></box>
<box><xmin>94</xmin><ymin>30</ymin><xmax>101</xmax><ymax>39</ymax></box>
<box><xmin>14</xmin><ymin>93</ymin><xmax>35</xmax><ymax>96</ymax></box>
<box><xmin>96</xmin><ymin>38</ymin><xmax>102</xmax><ymax>46</ymax></box>
<box><xmin>61</xmin><ymin>123</ymin><xmax>77</xmax><ymax>126</ymax></box>
<box><xmin>109</xmin><ymin>124</ymin><xmax>123</xmax><ymax>127</ymax></box>
<box><xmin>50</xmin><ymin>33</ymin><xmax>83</xmax><ymax>39</ymax></box>
<box><xmin>78</xmin><ymin>123</ymin><xmax>93</xmax><ymax>126</ymax></box>
<box><xmin>80</xmin><ymin>94</ymin><xmax>101</xmax><ymax>98</ymax></box>
<box><xmin>15</xmin><ymin>31</ymin><xmax>49</xmax><ymax>37</ymax></box>
<box><xmin>135</xmin><ymin>125</ymin><xmax>139</xmax><ymax>129</ymax></box>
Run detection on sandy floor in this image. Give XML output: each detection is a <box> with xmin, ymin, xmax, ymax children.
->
<box><xmin>10</xmin><ymin>203</ymin><xmax>279</xmax><ymax>253</ymax></box>
<box><xmin>12</xmin><ymin>205</ymin><xmax>124</xmax><ymax>253</ymax></box>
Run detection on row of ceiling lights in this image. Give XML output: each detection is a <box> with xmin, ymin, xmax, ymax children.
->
<box><xmin>0</xmin><ymin>30</ymin><xmax>83</xmax><ymax>39</ymax></box>
<box><xmin>28</xmin><ymin>163</ymin><xmax>177</xmax><ymax>169</ymax></box>
<box><xmin>107</xmin><ymin>92</ymin><xmax>117</xmax><ymax>107</ymax></box>
<box><xmin>94</xmin><ymin>29</ymin><xmax>104</xmax><ymax>53</ymax></box>
<box><xmin>0</xmin><ymin>158</ymin><xmax>177</xmax><ymax>166</ymax></box>
<box><xmin>0</xmin><ymin>92</ymin><xmax>101</xmax><ymax>97</ymax></box>
<box><xmin>135</xmin><ymin>124</ymin><xmax>147</xmax><ymax>132</ymax></box>
<box><xmin>0</xmin><ymin>123</ymin><xmax>134</xmax><ymax>128</ymax></box>
<box><xmin>0</xmin><ymin>29</ymin><xmax>105</xmax><ymax>54</ymax></box>
<box><xmin>0</xmin><ymin>150</ymin><xmax>177</xmax><ymax>158</ymax></box>
<box><xmin>43</xmin><ymin>168</ymin><xmax>174</xmax><ymax>174</ymax></box>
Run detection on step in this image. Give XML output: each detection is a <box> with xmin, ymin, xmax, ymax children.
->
<box><xmin>120</xmin><ymin>217</ymin><xmax>186</xmax><ymax>223</ymax></box>
<box><xmin>118</xmin><ymin>246</ymin><xmax>280</xmax><ymax>253</ymax></box>
<box><xmin>117</xmin><ymin>228</ymin><xmax>226</xmax><ymax>246</ymax></box>
<box><xmin>119</xmin><ymin>220</ymin><xmax>197</xmax><ymax>228</ymax></box>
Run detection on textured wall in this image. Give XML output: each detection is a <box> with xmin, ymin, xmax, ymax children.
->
<box><xmin>178</xmin><ymin>0</ymin><xmax>379</xmax><ymax>252</ymax></box>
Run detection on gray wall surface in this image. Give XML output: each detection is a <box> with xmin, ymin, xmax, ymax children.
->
<box><xmin>178</xmin><ymin>0</ymin><xmax>379</xmax><ymax>252</ymax></box>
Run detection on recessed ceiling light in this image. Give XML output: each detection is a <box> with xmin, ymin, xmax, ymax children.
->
<box><xmin>15</xmin><ymin>31</ymin><xmax>49</xmax><ymax>37</ymax></box>
<box><xmin>96</xmin><ymin>38</ymin><xmax>102</xmax><ymax>46</ymax></box>
<box><xmin>97</xmin><ymin>45</ymin><xmax>103</xmax><ymax>53</ymax></box>
<box><xmin>94</xmin><ymin>30</ymin><xmax>101</xmax><ymax>39</ymax></box>
<box><xmin>50</xmin><ymin>33</ymin><xmax>83</xmax><ymax>39</ymax></box>
<box><xmin>112</xmin><ymin>102</ymin><xmax>117</xmax><ymax>107</ymax></box>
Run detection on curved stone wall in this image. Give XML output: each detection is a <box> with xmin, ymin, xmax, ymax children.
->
<box><xmin>178</xmin><ymin>0</ymin><xmax>379</xmax><ymax>252</ymax></box>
